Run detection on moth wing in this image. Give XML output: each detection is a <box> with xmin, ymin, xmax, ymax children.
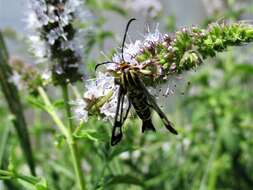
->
<box><xmin>111</xmin><ymin>85</ymin><xmax>131</xmax><ymax>146</ymax></box>
<box><xmin>137</xmin><ymin>79</ymin><xmax>178</xmax><ymax>135</ymax></box>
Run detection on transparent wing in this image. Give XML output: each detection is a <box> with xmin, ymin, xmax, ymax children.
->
<box><xmin>111</xmin><ymin>85</ymin><xmax>131</xmax><ymax>146</ymax></box>
<box><xmin>137</xmin><ymin>78</ymin><xmax>178</xmax><ymax>135</ymax></box>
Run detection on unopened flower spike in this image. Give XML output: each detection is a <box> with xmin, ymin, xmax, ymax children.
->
<box><xmin>110</xmin><ymin>20</ymin><xmax>253</xmax><ymax>87</ymax></box>
<box><xmin>27</xmin><ymin>0</ymin><xmax>88</xmax><ymax>85</ymax></box>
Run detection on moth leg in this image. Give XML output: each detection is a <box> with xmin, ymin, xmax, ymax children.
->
<box><xmin>111</xmin><ymin>86</ymin><xmax>124</xmax><ymax>146</ymax></box>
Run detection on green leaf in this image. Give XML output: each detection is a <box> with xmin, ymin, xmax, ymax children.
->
<box><xmin>109</xmin><ymin>145</ymin><xmax>138</xmax><ymax>160</ymax></box>
<box><xmin>104</xmin><ymin>174</ymin><xmax>144</xmax><ymax>187</ymax></box>
<box><xmin>27</xmin><ymin>95</ymin><xmax>47</xmax><ymax>111</ymax></box>
<box><xmin>52</xmin><ymin>99</ymin><xmax>65</xmax><ymax>109</ymax></box>
<box><xmin>73</xmin><ymin>129</ymin><xmax>109</xmax><ymax>142</ymax></box>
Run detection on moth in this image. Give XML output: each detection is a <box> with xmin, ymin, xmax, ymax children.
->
<box><xmin>96</xmin><ymin>18</ymin><xmax>178</xmax><ymax>146</ymax></box>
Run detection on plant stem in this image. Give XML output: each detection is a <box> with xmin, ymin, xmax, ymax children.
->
<box><xmin>38</xmin><ymin>86</ymin><xmax>86</xmax><ymax>190</ymax></box>
<box><xmin>61</xmin><ymin>84</ymin><xmax>86</xmax><ymax>190</ymax></box>
<box><xmin>0</xmin><ymin>169</ymin><xmax>42</xmax><ymax>186</ymax></box>
<box><xmin>62</xmin><ymin>84</ymin><xmax>74</xmax><ymax>131</ymax></box>
<box><xmin>67</xmin><ymin>142</ymin><xmax>86</xmax><ymax>190</ymax></box>
<box><xmin>37</xmin><ymin>87</ymin><xmax>69</xmax><ymax>137</ymax></box>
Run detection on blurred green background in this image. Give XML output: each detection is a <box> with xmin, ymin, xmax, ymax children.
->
<box><xmin>0</xmin><ymin>0</ymin><xmax>253</xmax><ymax>189</ymax></box>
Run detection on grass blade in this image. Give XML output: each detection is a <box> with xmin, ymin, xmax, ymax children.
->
<box><xmin>0</xmin><ymin>31</ymin><xmax>36</xmax><ymax>175</ymax></box>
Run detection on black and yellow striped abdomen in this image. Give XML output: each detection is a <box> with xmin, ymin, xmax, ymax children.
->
<box><xmin>127</xmin><ymin>85</ymin><xmax>151</xmax><ymax>121</ymax></box>
<box><xmin>122</xmin><ymin>70</ymin><xmax>156</xmax><ymax>132</ymax></box>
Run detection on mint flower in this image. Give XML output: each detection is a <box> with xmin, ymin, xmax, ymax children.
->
<box><xmin>27</xmin><ymin>0</ymin><xmax>88</xmax><ymax>84</ymax></box>
<box><xmin>73</xmin><ymin>72</ymin><xmax>124</xmax><ymax>123</ymax></box>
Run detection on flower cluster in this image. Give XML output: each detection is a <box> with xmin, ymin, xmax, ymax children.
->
<box><xmin>27</xmin><ymin>0</ymin><xmax>87</xmax><ymax>85</ymax></box>
<box><xmin>8</xmin><ymin>57</ymin><xmax>45</xmax><ymax>95</ymax></box>
<box><xmin>73</xmin><ymin>72</ymin><xmax>119</xmax><ymax>122</ymax></box>
<box><xmin>74</xmin><ymin>21</ymin><xmax>253</xmax><ymax>123</ymax></box>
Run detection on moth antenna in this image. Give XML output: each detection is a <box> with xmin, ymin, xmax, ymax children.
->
<box><xmin>121</xmin><ymin>18</ymin><xmax>136</xmax><ymax>61</ymax></box>
<box><xmin>95</xmin><ymin>61</ymin><xmax>118</xmax><ymax>71</ymax></box>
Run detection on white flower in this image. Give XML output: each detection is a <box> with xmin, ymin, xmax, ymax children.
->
<box><xmin>8</xmin><ymin>71</ymin><xmax>23</xmax><ymax>90</ymax></box>
<box><xmin>47</xmin><ymin>28</ymin><xmax>67</xmax><ymax>45</ymax></box>
<box><xmin>125</xmin><ymin>0</ymin><xmax>162</xmax><ymax>18</ymax></box>
<box><xmin>82</xmin><ymin>72</ymin><xmax>131</xmax><ymax>123</ymax></box>
<box><xmin>112</xmin><ymin>53</ymin><xmax>137</xmax><ymax>66</ymax></box>
<box><xmin>25</xmin><ymin>12</ymin><xmax>42</xmax><ymax>29</ymax></box>
<box><xmin>107</xmin><ymin>26</ymin><xmax>164</xmax><ymax>72</ymax></box>
<box><xmin>73</xmin><ymin>72</ymin><xmax>118</xmax><ymax>123</ymax></box>
<box><xmin>100</xmin><ymin>87</ymin><xmax>119</xmax><ymax>122</ymax></box>
<box><xmin>28</xmin><ymin>35</ymin><xmax>48</xmax><ymax>59</ymax></box>
<box><xmin>72</xmin><ymin>99</ymin><xmax>89</xmax><ymax>122</ymax></box>
<box><xmin>65</xmin><ymin>0</ymin><xmax>82</xmax><ymax>13</ymax></box>
<box><xmin>124</xmin><ymin>40</ymin><xmax>142</xmax><ymax>57</ymax></box>
<box><xmin>29</xmin><ymin>0</ymin><xmax>49</xmax><ymax>25</ymax></box>
<box><xmin>84</xmin><ymin>72</ymin><xmax>115</xmax><ymax>99</ymax></box>
<box><xmin>144</xmin><ymin>27</ymin><xmax>163</xmax><ymax>44</ymax></box>
<box><xmin>27</xmin><ymin>0</ymin><xmax>87</xmax><ymax>61</ymax></box>
<box><xmin>86</xmin><ymin>72</ymin><xmax>119</xmax><ymax>122</ymax></box>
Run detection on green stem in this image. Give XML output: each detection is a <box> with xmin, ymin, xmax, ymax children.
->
<box><xmin>61</xmin><ymin>84</ymin><xmax>86</xmax><ymax>190</ymax></box>
<box><xmin>38</xmin><ymin>86</ymin><xmax>86</xmax><ymax>190</ymax></box>
<box><xmin>0</xmin><ymin>169</ymin><xmax>12</xmax><ymax>176</ymax></box>
<box><xmin>0</xmin><ymin>169</ymin><xmax>38</xmax><ymax>185</ymax></box>
<box><xmin>37</xmin><ymin>87</ymin><xmax>69</xmax><ymax>137</ymax></box>
<box><xmin>68</xmin><ymin>142</ymin><xmax>86</xmax><ymax>190</ymax></box>
<box><xmin>62</xmin><ymin>84</ymin><xmax>74</xmax><ymax>131</ymax></box>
